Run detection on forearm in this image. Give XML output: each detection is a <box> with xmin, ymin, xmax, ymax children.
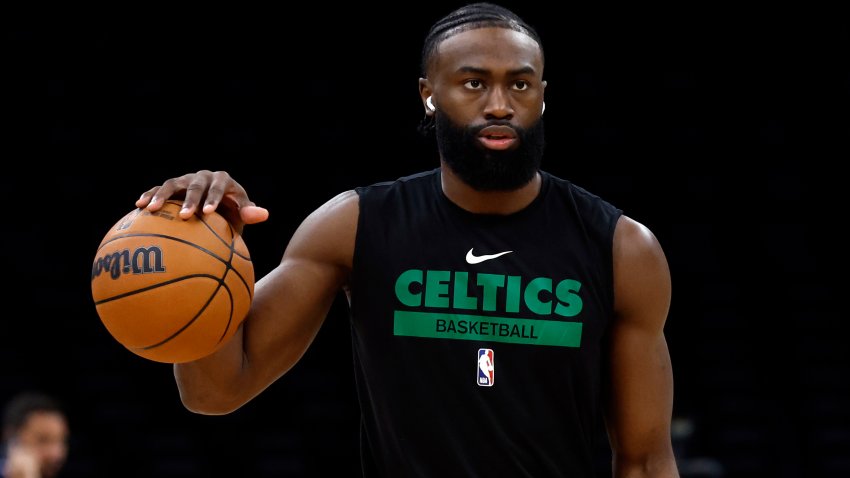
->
<box><xmin>173</xmin><ymin>261</ymin><xmax>340</xmax><ymax>415</ymax></box>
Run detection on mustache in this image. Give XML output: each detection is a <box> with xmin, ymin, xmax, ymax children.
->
<box><xmin>469</xmin><ymin>120</ymin><xmax>518</xmax><ymax>135</ymax></box>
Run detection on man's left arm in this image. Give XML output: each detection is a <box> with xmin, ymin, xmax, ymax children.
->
<box><xmin>605</xmin><ymin>215</ymin><xmax>680</xmax><ymax>478</ymax></box>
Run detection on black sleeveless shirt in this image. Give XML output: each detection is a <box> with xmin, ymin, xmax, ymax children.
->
<box><xmin>350</xmin><ymin>168</ymin><xmax>622</xmax><ymax>477</ymax></box>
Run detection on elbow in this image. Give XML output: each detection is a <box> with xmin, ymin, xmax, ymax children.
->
<box><xmin>174</xmin><ymin>364</ymin><xmax>248</xmax><ymax>415</ymax></box>
<box><xmin>613</xmin><ymin>448</ymin><xmax>679</xmax><ymax>478</ymax></box>
<box><xmin>178</xmin><ymin>387</ymin><xmax>244</xmax><ymax>416</ymax></box>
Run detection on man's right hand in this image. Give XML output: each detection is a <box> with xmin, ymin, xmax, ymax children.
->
<box><xmin>135</xmin><ymin>170</ymin><xmax>269</xmax><ymax>231</ymax></box>
<box><xmin>3</xmin><ymin>441</ymin><xmax>39</xmax><ymax>478</ymax></box>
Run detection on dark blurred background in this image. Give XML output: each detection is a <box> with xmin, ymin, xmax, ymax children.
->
<box><xmin>3</xmin><ymin>2</ymin><xmax>848</xmax><ymax>477</ymax></box>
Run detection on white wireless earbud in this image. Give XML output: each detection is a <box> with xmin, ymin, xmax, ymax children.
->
<box><xmin>426</xmin><ymin>96</ymin><xmax>436</xmax><ymax>112</ymax></box>
<box><xmin>542</xmin><ymin>101</ymin><xmax>546</xmax><ymax>114</ymax></box>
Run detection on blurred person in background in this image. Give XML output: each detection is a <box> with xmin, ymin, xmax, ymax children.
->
<box><xmin>0</xmin><ymin>392</ymin><xmax>69</xmax><ymax>478</ymax></box>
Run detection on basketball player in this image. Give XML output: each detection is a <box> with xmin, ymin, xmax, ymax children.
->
<box><xmin>137</xmin><ymin>3</ymin><xmax>679</xmax><ymax>476</ymax></box>
<box><xmin>0</xmin><ymin>392</ymin><xmax>69</xmax><ymax>478</ymax></box>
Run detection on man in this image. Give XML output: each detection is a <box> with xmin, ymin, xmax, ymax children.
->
<box><xmin>136</xmin><ymin>2</ymin><xmax>679</xmax><ymax>476</ymax></box>
<box><xmin>1</xmin><ymin>392</ymin><xmax>69</xmax><ymax>478</ymax></box>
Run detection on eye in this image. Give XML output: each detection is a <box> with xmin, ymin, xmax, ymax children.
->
<box><xmin>513</xmin><ymin>80</ymin><xmax>529</xmax><ymax>91</ymax></box>
<box><xmin>464</xmin><ymin>79</ymin><xmax>484</xmax><ymax>90</ymax></box>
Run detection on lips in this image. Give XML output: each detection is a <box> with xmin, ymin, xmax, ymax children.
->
<box><xmin>477</xmin><ymin>125</ymin><xmax>518</xmax><ymax>150</ymax></box>
<box><xmin>478</xmin><ymin>125</ymin><xmax>517</xmax><ymax>139</ymax></box>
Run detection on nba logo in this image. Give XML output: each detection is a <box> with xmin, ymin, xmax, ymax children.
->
<box><xmin>477</xmin><ymin>348</ymin><xmax>494</xmax><ymax>387</ymax></box>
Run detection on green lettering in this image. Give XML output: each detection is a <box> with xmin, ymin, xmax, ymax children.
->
<box><xmin>453</xmin><ymin>272</ymin><xmax>478</xmax><ymax>310</ymax></box>
<box><xmin>505</xmin><ymin>275</ymin><xmax>521</xmax><ymax>313</ymax></box>
<box><xmin>524</xmin><ymin>277</ymin><xmax>553</xmax><ymax>315</ymax></box>
<box><xmin>395</xmin><ymin>269</ymin><xmax>423</xmax><ymax>307</ymax></box>
<box><xmin>477</xmin><ymin>273</ymin><xmax>505</xmax><ymax>311</ymax></box>
<box><xmin>425</xmin><ymin>270</ymin><xmax>451</xmax><ymax>308</ymax></box>
<box><xmin>554</xmin><ymin>279</ymin><xmax>583</xmax><ymax>317</ymax></box>
<box><xmin>393</xmin><ymin>311</ymin><xmax>581</xmax><ymax>347</ymax></box>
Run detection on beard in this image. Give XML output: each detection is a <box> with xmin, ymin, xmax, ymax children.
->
<box><xmin>435</xmin><ymin>111</ymin><xmax>545</xmax><ymax>191</ymax></box>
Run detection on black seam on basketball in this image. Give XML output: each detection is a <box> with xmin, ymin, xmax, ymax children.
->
<box><xmin>214</xmin><ymin>246</ymin><xmax>241</xmax><ymax>340</ymax></box>
<box><xmin>98</xmin><ymin>233</ymin><xmax>232</xmax><ymax>266</ymax></box>
<box><xmin>217</xmin><ymin>283</ymin><xmax>235</xmax><ymax>344</ymax></box>
<box><xmin>197</xmin><ymin>214</ymin><xmax>251</xmax><ymax>262</ymax></box>
<box><xmin>94</xmin><ymin>274</ymin><xmax>221</xmax><ymax>304</ymax></box>
<box><xmin>136</xmin><ymin>278</ymin><xmax>232</xmax><ymax>351</ymax></box>
<box><xmin>134</xmin><ymin>236</ymin><xmax>240</xmax><ymax>351</ymax></box>
<box><xmin>99</xmin><ymin>202</ymin><xmax>249</xmax><ymax>260</ymax></box>
<box><xmin>224</xmin><ymin>242</ymin><xmax>254</xmax><ymax>300</ymax></box>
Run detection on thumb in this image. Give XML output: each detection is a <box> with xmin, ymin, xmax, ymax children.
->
<box><xmin>240</xmin><ymin>205</ymin><xmax>270</xmax><ymax>225</ymax></box>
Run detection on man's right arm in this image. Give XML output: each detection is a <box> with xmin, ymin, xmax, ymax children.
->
<box><xmin>175</xmin><ymin>190</ymin><xmax>358</xmax><ymax>414</ymax></box>
<box><xmin>137</xmin><ymin>171</ymin><xmax>358</xmax><ymax>415</ymax></box>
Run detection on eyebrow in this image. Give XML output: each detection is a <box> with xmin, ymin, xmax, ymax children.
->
<box><xmin>455</xmin><ymin>65</ymin><xmax>537</xmax><ymax>76</ymax></box>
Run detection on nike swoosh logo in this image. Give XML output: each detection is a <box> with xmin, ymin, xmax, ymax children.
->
<box><xmin>466</xmin><ymin>248</ymin><xmax>513</xmax><ymax>264</ymax></box>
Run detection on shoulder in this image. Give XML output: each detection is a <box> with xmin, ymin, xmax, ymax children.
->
<box><xmin>300</xmin><ymin>189</ymin><xmax>359</xmax><ymax>233</ymax></box>
<box><xmin>541</xmin><ymin>171</ymin><xmax>623</xmax><ymax>247</ymax></box>
<box><xmin>286</xmin><ymin>190</ymin><xmax>360</xmax><ymax>271</ymax></box>
<box><xmin>315</xmin><ymin>189</ymin><xmax>359</xmax><ymax>215</ymax></box>
<box><xmin>613</xmin><ymin>215</ymin><xmax>666</xmax><ymax>264</ymax></box>
<box><xmin>543</xmin><ymin>170</ymin><xmax>622</xmax><ymax>216</ymax></box>
<box><xmin>612</xmin><ymin>215</ymin><xmax>671</xmax><ymax>325</ymax></box>
<box><xmin>307</xmin><ymin>169</ymin><xmax>438</xmax><ymax>231</ymax></box>
<box><xmin>355</xmin><ymin>169</ymin><xmax>438</xmax><ymax>198</ymax></box>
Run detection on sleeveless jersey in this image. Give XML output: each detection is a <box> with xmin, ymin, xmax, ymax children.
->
<box><xmin>350</xmin><ymin>168</ymin><xmax>623</xmax><ymax>477</ymax></box>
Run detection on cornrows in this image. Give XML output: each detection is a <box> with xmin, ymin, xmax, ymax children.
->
<box><xmin>420</xmin><ymin>2</ymin><xmax>543</xmax><ymax>76</ymax></box>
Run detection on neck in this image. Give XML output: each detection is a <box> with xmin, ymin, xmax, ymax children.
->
<box><xmin>439</xmin><ymin>163</ymin><xmax>542</xmax><ymax>215</ymax></box>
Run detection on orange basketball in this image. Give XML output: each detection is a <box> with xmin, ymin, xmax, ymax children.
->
<box><xmin>90</xmin><ymin>200</ymin><xmax>254</xmax><ymax>363</ymax></box>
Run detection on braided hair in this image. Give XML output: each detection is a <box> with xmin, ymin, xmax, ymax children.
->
<box><xmin>417</xmin><ymin>2</ymin><xmax>544</xmax><ymax>136</ymax></box>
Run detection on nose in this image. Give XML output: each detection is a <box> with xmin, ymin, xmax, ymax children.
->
<box><xmin>482</xmin><ymin>88</ymin><xmax>513</xmax><ymax>119</ymax></box>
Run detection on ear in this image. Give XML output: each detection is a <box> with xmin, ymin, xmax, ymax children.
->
<box><xmin>419</xmin><ymin>78</ymin><xmax>434</xmax><ymax>116</ymax></box>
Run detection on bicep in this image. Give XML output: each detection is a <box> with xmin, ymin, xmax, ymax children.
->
<box><xmin>239</xmin><ymin>191</ymin><xmax>358</xmax><ymax>393</ymax></box>
<box><xmin>605</xmin><ymin>216</ymin><xmax>677</xmax><ymax>470</ymax></box>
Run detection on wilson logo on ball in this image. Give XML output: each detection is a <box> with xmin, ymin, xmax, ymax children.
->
<box><xmin>91</xmin><ymin>246</ymin><xmax>166</xmax><ymax>280</ymax></box>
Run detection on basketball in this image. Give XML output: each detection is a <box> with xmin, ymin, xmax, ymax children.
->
<box><xmin>90</xmin><ymin>200</ymin><xmax>254</xmax><ymax>364</ymax></box>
